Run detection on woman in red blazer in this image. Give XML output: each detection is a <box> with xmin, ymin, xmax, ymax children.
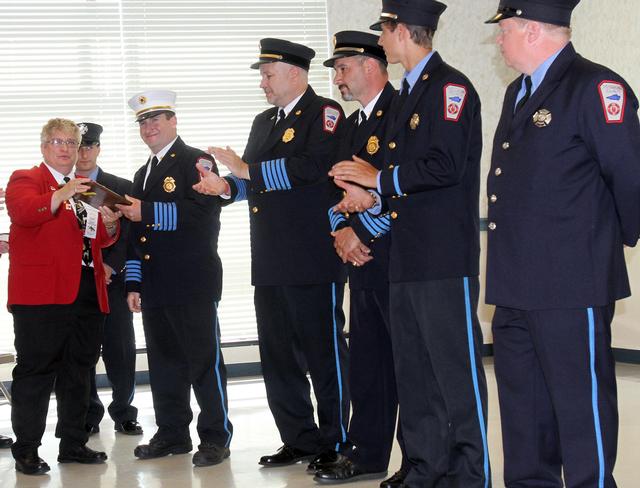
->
<box><xmin>5</xmin><ymin>118</ymin><xmax>120</xmax><ymax>475</ymax></box>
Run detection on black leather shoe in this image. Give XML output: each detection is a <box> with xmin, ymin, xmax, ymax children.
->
<box><xmin>192</xmin><ymin>442</ymin><xmax>230</xmax><ymax>467</ymax></box>
<box><xmin>134</xmin><ymin>438</ymin><xmax>192</xmax><ymax>460</ymax></box>
<box><xmin>85</xmin><ymin>424</ymin><xmax>100</xmax><ymax>436</ymax></box>
<box><xmin>15</xmin><ymin>450</ymin><xmax>50</xmax><ymax>476</ymax></box>
<box><xmin>314</xmin><ymin>456</ymin><xmax>387</xmax><ymax>484</ymax></box>
<box><xmin>0</xmin><ymin>434</ymin><xmax>13</xmax><ymax>448</ymax></box>
<box><xmin>115</xmin><ymin>420</ymin><xmax>143</xmax><ymax>436</ymax></box>
<box><xmin>58</xmin><ymin>445</ymin><xmax>107</xmax><ymax>464</ymax></box>
<box><xmin>380</xmin><ymin>467</ymin><xmax>409</xmax><ymax>488</ymax></box>
<box><xmin>307</xmin><ymin>450</ymin><xmax>341</xmax><ymax>473</ymax></box>
<box><xmin>259</xmin><ymin>445</ymin><xmax>317</xmax><ymax>467</ymax></box>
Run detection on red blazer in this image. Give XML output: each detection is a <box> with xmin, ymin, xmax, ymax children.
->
<box><xmin>6</xmin><ymin>163</ymin><xmax>117</xmax><ymax>313</ymax></box>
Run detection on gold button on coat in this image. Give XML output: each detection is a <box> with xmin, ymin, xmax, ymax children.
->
<box><xmin>390</xmin><ymin>211</ymin><xmax>398</xmax><ymax>219</ymax></box>
<box><xmin>490</xmin><ymin>194</ymin><xmax>497</xmax><ymax>203</ymax></box>
<box><xmin>495</xmin><ymin>168</ymin><xmax>502</xmax><ymax>176</ymax></box>
<box><xmin>388</xmin><ymin>141</ymin><xmax>396</xmax><ymax>149</ymax></box>
<box><xmin>143</xmin><ymin>254</ymin><xmax>151</xmax><ymax>260</ymax></box>
<box><xmin>488</xmin><ymin>222</ymin><xmax>496</xmax><ymax>231</ymax></box>
<box><xmin>251</xmin><ymin>206</ymin><xmax>259</xmax><ymax>214</ymax></box>
<box><xmin>140</xmin><ymin>236</ymin><xmax>147</xmax><ymax>243</ymax></box>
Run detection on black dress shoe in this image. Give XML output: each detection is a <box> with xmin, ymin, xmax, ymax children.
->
<box><xmin>380</xmin><ymin>467</ymin><xmax>409</xmax><ymax>488</ymax></box>
<box><xmin>258</xmin><ymin>445</ymin><xmax>317</xmax><ymax>467</ymax></box>
<box><xmin>0</xmin><ymin>434</ymin><xmax>13</xmax><ymax>448</ymax></box>
<box><xmin>15</xmin><ymin>450</ymin><xmax>50</xmax><ymax>476</ymax></box>
<box><xmin>192</xmin><ymin>442</ymin><xmax>230</xmax><ymax>467</ymax></box>
<box><xmin>314</xmin><ymin>456</ymin><xmax>387</xmax><ymax>484</ymax></box>
<box><xmin>134</xmin><ymin>438</ymin><xmax>193</xmax><ymax>460</ymax></box>
<box><xmin>85</xmin><ymin>424</ymin><xmax>100</xmax><ymax>436</ymax></box>
<box><xmin>307</xmin><ymin>449</ymin><xmax>341</xmax><ymax>473</ymax></box>
<box><xmin>115</xmin><ymin>420</ymin><xmax>143</xmax><ymax>435</ymax></box>
<box><xmin>58</xmin><ymin>445</ymin><xmax>107</xmax><ymax>464</ymax></box>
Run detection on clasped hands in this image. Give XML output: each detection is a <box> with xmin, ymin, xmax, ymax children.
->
<box><xmin>329</xmin><ymin>156</ymin><xmax>379</xmax><ymax>213</ymax></box>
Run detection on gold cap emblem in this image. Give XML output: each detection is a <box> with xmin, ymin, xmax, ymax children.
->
<box><xmin>138</xmin><ymin>96</ymin><xmax>147</xmax><ymax>105</ymax></box>
<box><xmin>163</xmin><ymin>176</ymin><xmax>176</xmax><ymax>193</ymax></box>
<box><xmin>532</xmin><ymin>109</ymin><xmax>552</xmax><ymax>128</ymax></box>
<box><xmin>282</xmin><ymin>127</ymin><xmax>295</xmax><ymax>143</ymax></box>
<box><xmin>410</xmin><ymin>113</ymin><xmax>420</xmax><ymax>130</ymax></box>
<box><xmin>366</xmin><ymin>136</ymin><xmax>380</xmax><ymax>155</ymax></box>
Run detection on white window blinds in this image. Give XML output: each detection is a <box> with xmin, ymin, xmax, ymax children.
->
<box><xmin>0</xmin><ymin>0</ymin><xmax>332</xmax><ymax>351</ymax></box>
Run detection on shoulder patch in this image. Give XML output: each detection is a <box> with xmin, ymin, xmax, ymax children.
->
<box><xmin>197</xmin><ymin>156</ymin><xmax>213</xmax><ymax>171</ymax></box>
<box><xmin>598</xmin><ymin>80</ymin><xmax>626</xmax><ymax>124</ymax></box>
<box><xmin>443</xmin><ymin>83</ymin><xmax>467</xmax><ymax>122</ymax></box>
<box><xmin>322</xmin><ymin>105</ymin><xmax>342</xmax><ymax>134</ymax></box>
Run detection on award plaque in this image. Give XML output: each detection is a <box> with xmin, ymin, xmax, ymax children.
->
<box><xmin>74</xmin><ymin>181</ymin><xmax>132</xmax><ymax>211</ymax></box>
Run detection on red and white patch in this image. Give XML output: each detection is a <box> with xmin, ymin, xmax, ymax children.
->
<box><xmin>197</xmin><ymin>156</ymin><xmax>213</xmax><ymax>171</ymax></box>
<box><xmin>323</xmin><ymin>106</ymin><xmax>342</xmax><ymax>134</ymax></box>
<box><xmin>598</xmin><ymin>80</ymin><xmax>626</xmax><ymax>124</ymax></box>
<box><xmin>443</xmin><ymin>84</ymin><xmax>467</xmax><ymax>122</ymax></box>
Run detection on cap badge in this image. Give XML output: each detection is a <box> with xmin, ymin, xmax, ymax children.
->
<box><xmin>138</xmin><ymin>96</ymin><xmax>147</xmax><ymax>105</ymax></box>
<box><xmin>366</xmin><ymin>136</ymin><xmax>380</xmax><ymax>155</ymax></box>
<box><xmin>332</xmin><ymin>35</ymin><xmax>337</xmax><ymax>47</ymax></box>
<box><xmin>78</xmin><ymin>124</ymin><xmax>88</xmax><ymax>135</ymax></box>
<box><xmin>410</xmin><ymin>113</ymin><xmax>420</xmax><ymax>130</ymax></box>
<box><xmin>282</xmin><ymin>128</ymin><xmax>295</xmax><ymax>143</ymax></box>
<box><xmin>163</xmin><ymin>176</ymin><xmax>176</xmax><ymax>193</ymax></box>
<box><xmin>532</xmin><ymin>109</ymin><xmax>552</xmax><ymax>128</ymax></box>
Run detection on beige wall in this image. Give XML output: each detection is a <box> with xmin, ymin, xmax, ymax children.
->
<box><xmin>326</xmin><ymin>0</ymin><xmax>640</xmax><ymax>348</ymax></box>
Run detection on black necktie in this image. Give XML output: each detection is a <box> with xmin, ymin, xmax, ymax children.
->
<box><xmin>64</xmin><ymin>177</ymin><xmax>92</xmax><ymax>266</ymax></box>
<box><xmin>275</xmin><ymin>108</ymin><xmax>286</xmax><ymax>127</ymax></box>
<box><xmin>359</xmin><ymin>110</ymin><xmax>367</xmax><ymax>126</ymax></box>
<box><xmin>515</xmin><ymin>75</ymin><xmax>532</xmax><ymax>114</ymax></box>
<box><xmin>399</xmin><ymin>79</ymin><xmax>410</xmax><ymax>104</ymax></box>
<box><xmin>150</xmin><ymin>155</ymin><xmax>159</xmax><ymax>169</ymax></box>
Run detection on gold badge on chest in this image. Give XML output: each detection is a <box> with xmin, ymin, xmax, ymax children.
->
<box><xmin>366</xmin><ymin>136</ymin><xmax>380</xmax><ymax>155</ymax></box>
<box><xmin>532</xmin><ymin>109</ymin><xmax>552</xmax><ymax>128</ymax></box>
<box><xmin>282</xmin><ymin>128</ymin><xmax>295</xmax><ymax>143</ymax></box>
<box><xmin>410</xmin><ymin>113</ymin><xmax>420</xmax><ymax>130</ymax></box>
<box><xmin>163</xmin><ymin>176</ymin><xmax>176</xmax><ymax>193</ymax></box>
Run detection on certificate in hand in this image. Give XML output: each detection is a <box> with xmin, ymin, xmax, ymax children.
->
<box><xmin>76</xmin><ymin>181</ymin><xmax>132</xmax><ymax>211</ymax></box>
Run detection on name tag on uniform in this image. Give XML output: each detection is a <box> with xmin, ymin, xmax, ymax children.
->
<box><xmin>84</xmin><ymin>203</ymin><xmax>99</xmax><ymax>239</ymax></box>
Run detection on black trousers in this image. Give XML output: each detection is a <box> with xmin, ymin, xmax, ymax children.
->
<box><xmin>141</xmin><ymin>298</ymin><xmax>232</xmax><ymax>447</ymax></box>
<box><xmin>346</xmin><ymin>287</ymin><xmax>407</xmax><ymax>472</ymax></box>
<box><xmin>389</xmin><ymin>278</ymin><xmax>490</xmax><ymax>488</ymax></box>
<box><xmin>87</xmin><ymin>280</ymin><xmax>137</xmax><ymax>426</ymax></box>
<box><xmin>10</xmin><ymin>268</ymin><xmax>104</xmax><ymax>456</ymax></box>
<box><xmin>493</xmin><ymin>305</ymin><xmax>618</xmax><ymax>488</ymax></box>
<box><xmin>254</xmin><ymin>283</ymin><xmax>349</xmax><ymax>453</ymax></box>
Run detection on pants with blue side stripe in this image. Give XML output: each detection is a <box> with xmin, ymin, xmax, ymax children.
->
<box><xmin>254</xmin><ymin>283</ymin><xmax>350</xmax><ymax>453</ymax></box>
<box><xmin>389</xmin><ymin>277</ymin><xmax>490</xmax><ymax>488</ymax></box>
<box><xmin>492</xmin><ymin>305</ymin><xmax>618</xmax><ymax>488</ymax></box>
<box><xmin>142</xmin><ymin>297</ymin><xmax>233</xmax><ymax>447</ymax></box>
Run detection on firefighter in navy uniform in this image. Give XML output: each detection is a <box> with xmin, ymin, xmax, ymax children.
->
<box><xmin>74</xmin><ymin>122</ymin><xmax>142</xmax><ymax>437</ymax></box>
<box><xmin>313</xmin><ymin>31</ymin><xmax>409</xmax><ymax>487</ymax></box>
<box><xmin>484</xmin><ymin>1</ymin><xmax>640</xmax><ymax>486</ymax></box>
<box><xmin>117</xmin><ymin>90</ymin><xmax>232</xmax><ymax>468</ymax></box>
<box><xmin>329</xmin><ymin>2</ymin><xmax>490</xmax><ymax>487</ymax></box>
<box><xmin>197</xmin><ymin>39</ymin><xmax>349</xmax><ymax>469</ymax></box>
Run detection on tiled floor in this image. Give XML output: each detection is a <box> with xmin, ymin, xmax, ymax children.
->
<box><xmin>0</xmin><ymin>360</ymin><xmax>638</xmax><ymax>487</ymax></box>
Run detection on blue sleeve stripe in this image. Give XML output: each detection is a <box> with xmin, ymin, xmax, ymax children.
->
<box><xmin>166</xmin><ymin>203</ymin><xmax>172</xmax><ymax>231</ymax></box>
<box><xmin>125</xmin><ymin>260</ymin><xmax>142</xmax><ymax>282</ymax></box>
<box><xmin>261</xmin><ymin>161</ymin><xmax>272</xmax><ymax>191</ymax></box>
<box><xmin>154</xmin><ymin>202</ymin><xmax>159</xmax><ymax>228</ymax></box>
<box><xmin>279</xmin><ymin>158</ymin><xmax>291</xmax><ymax>189</ymax></box>
<box><xmin>228</xmin><ymin>175</ymin><xmax>247</xmax><ymax>202</ymax></box>
<box><xmin>358</xmin><ymin>213</ymin><xmax>378</xmax><ymax>236</ymax></box>
<box><xmin>171</xmin><ymin>203</ymin><xmax>177</xmax><ymax>231</ymax></box>
<box><xmin>162</xmin><ymin>203</ymin><xmax>168</xmax><ymax>231</ymax></box>
<box><xmin>268</xmin><ymin>160</ymin><xmax>278</xmax><ymax>190</ymax></box>
<box><xmin>377</xmin><ymin>215</ymin><xmax>391</xmax><ymax>231</ymax></box>
<box><xmin>272</xmin><ymin>160</ymin><xmax>285</xmax><ymax>190</ymax></box>
<box><xmin>362</xmin><ymin>212</ymin><xmax>385</xmax><ymax>234</ymax></box>
<box><xmin>392</xmin><ymin>166</ymin><xmax>402</xmax><ymax>196</ymax></box>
